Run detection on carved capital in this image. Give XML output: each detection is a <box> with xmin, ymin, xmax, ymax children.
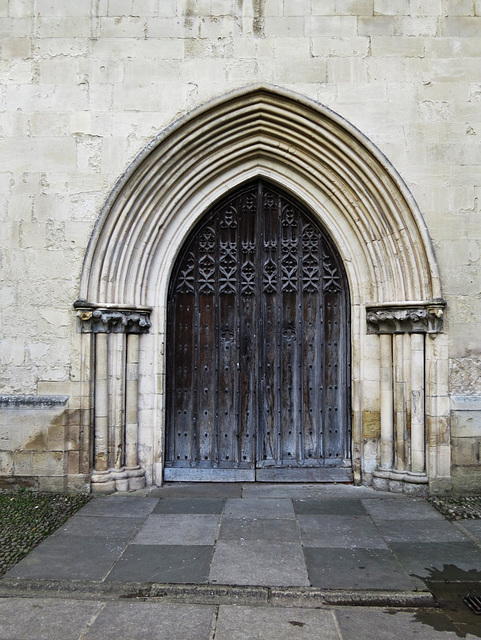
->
<box><xmin>76</xmin><ymin>306</ymin><xmax>151</xmax><ymax>334</ymax></box>
<box><xmin>366</xmin><ymin>302</ymin><xmax>445</xmax><ymax>334</ymax></box>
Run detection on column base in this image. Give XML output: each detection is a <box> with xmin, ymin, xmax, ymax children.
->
<box><xmin>372</xmin><ymin>468</ymin><xmax>429</xmax><ymax>497</ymax></box>
<box><xmin>91</xmin><ymin>466</ymin><xmax>146</xmax><ymax>493</ymax></box>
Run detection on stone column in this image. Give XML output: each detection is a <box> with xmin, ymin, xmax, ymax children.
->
<box><xmin>379</xmin><ymin>333</ymin><xmax>394</xmax><ymax>470</ymax></box>
<box><xmin>76</xmin><ymin>304</ymin><xmax>151</xmax><ymax>493</ymax></box>
<box><xmin>367</xmin><ymin>302</ymin><xmax>444</xmax><ymax>495</ymax></box>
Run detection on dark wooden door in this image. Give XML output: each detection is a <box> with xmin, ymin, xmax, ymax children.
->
<box><xmin>165</xmin><ymin>180</ymin><xmax>351</xmax><ymax>482</ymax></box>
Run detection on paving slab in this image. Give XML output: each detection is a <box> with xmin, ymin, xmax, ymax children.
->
<box><xmin>81</xmin><ymin>601</ymin><xmax>216</xmax><ymax>640</ymax></box>
<box><xmin>335</xmin><ymin>608</ymin><xmax>463</xmax><ymax>640</ymax></box>
<box><xmin>390</xmin><ymin>541</ymin><xmax>481</xmax><ymax>583</ymax></box>
<box><xmin>214</xmin><ymin>605</ymin><xmax>339</xmax><ymax>640</ymax></box>
<box><xmin>375</xmin><ymin>518</ymin><xmax>469</xmax><ymax>543</ymax></box>
<box><xmin>56</xmin><ymin>514</ymin><xmax>145</xmax><ymax>539</ymax></box>
<box><xmin>361</xmin><ymin>497</ymin><xmax>444</xmax><ymax>522</ymax></box>
<box><xmin>152</xmin><ymin>498</ymin><xmax>225</xmax><ymax>514</ymax></box>
<box><xmin>304</xmin><ymin>547</ymin><xmax>416</xmax><ymax>590</ymax></box>
<box><xmin>75</xmin><ymin>496</ymin><xmax>158</xmax><ymax>518</ymax></box>
<box><xmin>218</xmin><ymin>517</ymin><xmax>301</xmax><ymax>542</ymax></box>
<box><xmin>457</xmin><ymin>519</ymin><xmax>481</xmax><ymax>542</ymax></box>
<box><xmin>298</xmin><ymin>514</ymin><xmax>388</xmax><ymax>548</ymax></box>
<box><xmin>223</xmin><ymin>498</ymin><xmax>295</xmax><ymax>519</ymax></box>
<box><xmin>150</xmin><ymin>483</ymin><xmax>242</xmax><ymax>498</ymax></box>
<box><xmin>105</xmin><ymin>544</ymin><xmax>213</xmax><ymax>583</ymax></box>
<box><xmin>293</xmin><ymin>498</ymin><xmax>367</xmax><ymax>516</ymax></box>
<box><xmin>241</xmin><ymin>483</ymin><xmax>377</xmax><ymax>498</ymax></box>
<box><xmin>7</xmin><ymin>535</ymin><xmax>128</xmax><ymax>581</ymax></box>
<box><xmin>0</xmin><ymin>597</ymin><xmax>102</xmax><ymax>640</ymax></box>
<box><xmin>210</xmin><ymin>540</ymin><xmax>309</xmax><ymax>586</ymax></box>
<box><xmin>132</xmin><ymin>514</ymin><xmax>220</xmax><ymax>545</ymax></box>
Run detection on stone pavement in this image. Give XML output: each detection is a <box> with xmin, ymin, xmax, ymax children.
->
<box><xmin>1</xmin><ymin>484</ymin><xmax>481</xmax><ymax>638</ymax></box>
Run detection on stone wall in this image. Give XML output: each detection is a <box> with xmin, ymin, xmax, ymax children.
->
<box><xmin>0</xmin><ymin>0</ymin><xmax>480</xmax><ymax>492</ymax></box>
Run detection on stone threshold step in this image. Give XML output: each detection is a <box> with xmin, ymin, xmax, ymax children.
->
<box><xmin>0</xmin><ymin>578</ymin><xmax>436</xmax><ymax>609</ymax></box>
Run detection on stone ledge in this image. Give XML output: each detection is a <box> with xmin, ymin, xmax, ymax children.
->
<box><xmin>0</xmin><ymin>395</ymin><xmax>69</xmax><ymax>409</ymax></box>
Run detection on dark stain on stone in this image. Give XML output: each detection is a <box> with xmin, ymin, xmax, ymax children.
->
<box><xmin>389</xmin><ymin>565</ymin><xmax>481</xmax><ymax>638</ymax></box>
<box><xmin>288</xmin><ymin>620</ymin><xmax>305</xmax><ymax>627</ymax></box>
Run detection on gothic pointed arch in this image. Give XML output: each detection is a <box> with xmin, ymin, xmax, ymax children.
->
<box><xmin>77</xmin><ymin>86</ymin><xmax>448</xmax><ymax>493</ymax></box>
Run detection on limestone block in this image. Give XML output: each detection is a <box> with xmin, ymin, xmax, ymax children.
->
<box><xmin>305</xmin><ymin>15</ymin><xmax>357</xmax><ymax>36</ymax></box>
<box><xmin>91</xmin><ymin>37</ymin><xmax>184</xmax><ymax>60</ymax></box>
<box><xmin>233</xmin><ymin>37</ymin><xmax>275</xmax><ymax>59</ymax></box>
<box><xmin>444</xmin><ymin>16</ymin><xmax>481</xmax><ymax>36</ymax></box>
<box><xmin>327</xmin><ymin>58</ymin><xmax>369</xmax><ymax>82</ymax></box>
<box><xmin>147</xmin><ymin>16</ymin><xmax>196</xmax><ymax>37</ymax></box>
<box><xmin>0</xmin><ymin>451</ymin><xmax>13</xmax><ymax>475</ymax></box>
<box><xmin>199</xmin><ymin>15</ymin><xmax>241</xmax><ymax>38</ymax></box>
<box><xmin>358</xmin><ymin>15</ymin><xmax>395</xmax><ymax>35</ymax></box>
<box><xmin>13</xmin><ymin>451</ymin><xmax>32</xmax><ymax>475</ymax></box>
<box><xmin>409</xmin><ymin>0</ymin><xmax>442</xmax><ymax>15</ymax></box>
<box><xmin>100</xmin><ymin>16</ymin><xmax>147</xmax><ymax>38</ymax></box>
<box><xmin>32</xmin><ymin>451</ymin><xmax>65</xmax><ymax>476</ymax></box>
<box><xmin>123</xmin><ymin>59</ymin><xmax>181</xmax><ymax>84</ymax></box>
<box><xmin>273</xmin><ymin>36</ymin><xmax>310</xmax><ymax>58</ymax></box>
<box><xmin>37</xmin><ymin>0</ymin><xmax>92</xmax><ymax>16</ymax></box>
<box><xmin>36</xmin><ymin>17</ymin><xmax>92</xmax><ymax>38</ymax></box>
<box><xmin>446</xmin><ymin>0</ymin><xmax>475</xmax><ymax>16</ymax></box>
<box><xmin>284</xmin><ymin>0</ymin><xmax>311</xmax><ymax>15</ymax></box>
<box><xmin>371</xmin><ymin>36</ymin><xmax>426</xmax><ymax>57</ymax></box>
<box><xmin>263</xmin><ymin>0</ymin><xmax>283</xmax><ymax>15</ymax></box>
<box><xmin>374</xmin><ymin>0</ymin><xmax>409</xmax><ymax>14</ymax></box>
<box><xmin>264</xmin><ymin>16</ymin><xmax>304</xmax><ymax>36</ymax></box>
<box><xmin>67</xmin><ymin>450</ymin><xmax>80</xmax><ymax>475</ymax></box>
<box><xmin>38</xmin><ymin>475</ymin><xmax>67</xmax><ymax>491</ymax></box>
<box><xmin>107</xmin><ymin>0</ymin><xmax>132</xmax><ymax>15</ymax></box>
<box><xmin>452</xmin><ymin>467</ymin><xmax>481</xmax><ymax>494</ymax></box>
<box><xmin>452</xmin><ymin>437</ymin><xmax>481</xmax><ymax>466</ymax></box>
<box><xmin>0</xmin><ymin>2</ymin><xmax>7</xmax><ymax>17</ymax></box>
<box><xmin>1</xmin><ymin>37</ymin><xmax>31</xmax><ymax>59</ymax></box>
<box><xmin>452</xmin><ymin>410</ymin><xmax>481</xmax><ymax>438</ymax></box>
<box><xmin>310</xmin><ymin>36</ymin><xmax>370</xmax><ymax>57</ymax></box>
<box><xmin>34</xmin><ymin>37</ymin><xmax>89</xmax><ymax>57</ymax></box>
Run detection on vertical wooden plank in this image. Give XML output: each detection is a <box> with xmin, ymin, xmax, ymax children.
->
<box><xmin>239</xmin><ymin>188</ymin><xmax>257</xmax><ymax>468</ymax></box>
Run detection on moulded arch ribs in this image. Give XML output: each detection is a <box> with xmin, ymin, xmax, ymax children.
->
<box><xmin>79</xmin><ymin>85</ymin><xmax>442</xmax><ymax>309</ymax></box>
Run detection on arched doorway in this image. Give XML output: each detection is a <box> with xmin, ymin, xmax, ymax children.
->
<box><xmin>165</xmin><ymin>180</ymin><xmax>351</xmax><ymax>482</ymax></box>
<box><xmin>76</xmin><ymin>86</ymin><xmax>448</xmax><ymax>495</ymax></box>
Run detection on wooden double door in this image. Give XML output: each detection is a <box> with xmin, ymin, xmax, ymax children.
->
<box><xmin>165</xmin><ymin>180</ymin><xmax>351</xmax><ymax>482</ymax></box>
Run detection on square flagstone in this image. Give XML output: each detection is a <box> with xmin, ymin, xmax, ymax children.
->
<box><xmin>132</xmin><ymin>514</ymin><xmax>220</xmax><ymax>545</ymax></box>
<box><xmin>293</xmin><ymin>498</ymin><xmax>367</xmax><ymax>516</ymax></box>
<box><xmin>76</xmin><ymin>496</ymin><xmax>158</xmax><ymax>518</ymax></box>
<box><xmin>389</xmin><ymin>541</ymin><xmax>481</xmax><ymax>582</ymax></box>
<box><xmin>335</xmin><ymin>608</ymin><xmax>462</xmax><ymax>640</ymax></box>
<box><xmin>223</xmin><ymin>498</ymin><xmax>295</xmax><ymax>519</ymax></box>
<box><xmin>215</xmin><ymin>605</ymin><xmax>339</xmax><ymax>640</ymax></box>
<box><xmin>361</xmin><ymin>497</ymin><xmax>444</xmax><ymax>522</ymax></box>
<box><xmin>81</xmin><ymin>601</ymin><xmax>215</xmax><ymax>640</ymax></box>
<box><xmin>457</xmin><ymin>519</ymin><xmax>481</xmax><ymax>542</ymax></box>
<box><xmin>152</xmin><ymin>498</ymin><xmax>225</xmax><ymax>514</ymax></box>
<box><xmin>151</xmin><ymin>483</ymin><xmax>242</xmax><ymax>498</ymax></box>
<box><xmin>7</xmin><ymin>535</ymin><xmax>128</xmax><ymax>581</ymax></box>
<box><xmin>209</xmin><ymin>540</ymin><xmax>309</xmax><ymax>586</ymax></box>
<box><xmin>105</xmin><ymin>545</ymin><xmax>213</xmax><ymax>583</ymax></box>
<box><xmin>375</xmin><ymin>519</ymin><xmax>469</xmax><ymax>543</ymax></box>
<box><xmin>218</xmin><ymin>517</ymin><xmax>300</xmax><ymax>542</ymax></box>
<box><xmin>55</xmin><ymin>514</ymin><xmax>145</xmax><ymax>538</ymax></box>
<box><xmin>298</xmin><ymin>514</ymin><xmax>388</xmax><ymax>548</ymax></box>
<box><xmin>304</xmin><ymin>547</ymin><xmax>415</xmax><ymax>590</ymax></box>
<box><xmin>0</xmin><ymin>598</ymin><xmax>102</xmax><ymax>640</ymax></box>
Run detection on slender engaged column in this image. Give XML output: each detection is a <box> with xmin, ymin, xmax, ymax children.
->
<box><xmin>94</xmin><ymin>332</ymin><xmax>109</xmax><ymax>472</ymax></box>
<box><xmin>125</xmin><ymin>333</ymin><xmax>140</xmax><ymax>469</ymax></box>
<box><xmin>411</xmin><ymin>333</ymin><xmax>425</xmax><ymax>473</ymax></box>
<box><xmin>380</xmin><ymin>334</ymin><xmax>394</xmax><ymax>469</ymax></box>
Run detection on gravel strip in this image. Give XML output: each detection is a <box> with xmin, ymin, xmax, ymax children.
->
<box><xmin>0</xmin><ymin>490</ymin><xmax>91</xmax><ymax>577</ymax></box>
<box><xmin>429</xmin><ymin>495</ymin><xmax>481</xmax><ymax>521</ymax></box>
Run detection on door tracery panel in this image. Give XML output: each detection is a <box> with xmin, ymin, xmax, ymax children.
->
<box><xmin>165</xmin><ymin>180</ymin><xmax>351</xmax><ymax>482</ymax></box>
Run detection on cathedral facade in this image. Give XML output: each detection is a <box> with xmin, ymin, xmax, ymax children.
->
<box><xmin>1</xmin><ymin>0</ymin><xmax>480</xmax><ymax>494</ymax></box>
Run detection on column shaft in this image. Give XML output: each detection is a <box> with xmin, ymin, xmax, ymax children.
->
<box><xmin>411</xmin><ymin>333</ymin><xmax>425</xmax><ymax>473</ymax></box>
<box><xmin>94</xmin><ymin>333</ymin><xmax>109</xmax><ymax>472</ymax></box>
<box><xmin>380</xmin><ymin>334</ymin><xmax>394</xmax><ymax>469</ymax></box>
